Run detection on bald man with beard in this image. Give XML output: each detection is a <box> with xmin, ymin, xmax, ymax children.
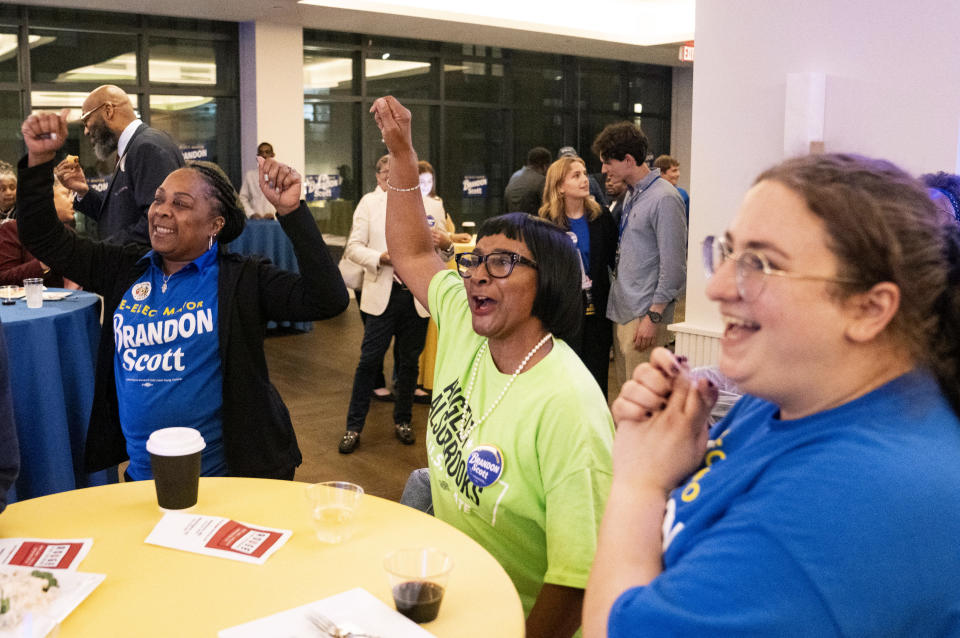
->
<box><xmin>55</xmin><ymin>84</ymin><xmax>184</xmax><ymax>245</ymax></box>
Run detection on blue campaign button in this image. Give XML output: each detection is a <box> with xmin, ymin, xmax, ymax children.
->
<box><xmin>466</xmin><ymin>445</ymin><xmax>504</xmax><ymax>488</ymax></box>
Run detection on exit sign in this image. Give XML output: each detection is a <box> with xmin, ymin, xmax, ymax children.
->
<box><xmin>679</xmin><ymin>41</ymin><xmax>694</xmax><ymax>62</ymax></box>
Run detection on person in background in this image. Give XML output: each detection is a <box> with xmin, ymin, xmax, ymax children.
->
<box><xmin>604</xmin><ymin>173</ymin><xmax>628</xmax><ymax>225</ymax></box>
<box><xmin>339</xmin><ymin>155</ymin><xmax>449</xmax><ymax>453</ymax></box>
<box><xmin>0</xmin><ymin>161</ymin><xmax>15</xmax><ymax>221</ymax></box>
<box><xmin>239</xmin><ymin>142</ymin><xmax>278</xmax><ymax>219</ymax></box>
<box><xmin>0</xmin><ymin>316</ymin><xmax>17</xmax><ymax>513</ymax></box>
<box><xmin>54</xmin><ymin>85</ymin><xmax>184</xmax><ymax>246</ymax></box>
<box><xmin>504</xmin><ymin>146</ymin><xmax>551</xmax><ymax>215</ymax></box>
<box><xmin>418</xmin><ymin>160</ymin><xmax>472</xmax><ymax>244</ymax></box>
<box><xmin>653</xmin><ymin>155</ymin><xmax>689</xmax><ymax>222</ymax></box>
<box><xmin>921</xmin><ymin>171</ymin><xmax>960</xmax><ymax>226</ymax></box>
<box><xmin>374</xmin><ymin>95</ymin><xmax>614</xmax><ymax>638</ymax></box>
<box><xmin>0</xmin><ymin>175</ymin><xmax>75</xmax><ymax>287</ymax></box>
<box><xmin>19</xmin><ymin>109</ymin><xmax>348</xmax><ymax>481</ymax></box>
<box><xmin>584</xmin><ymin>153</ymin><xmax>960</xmax><ymax>637</ymax></box>
<box><xmin>539</xmin><ymin>156</ymin><xmax>617</xmax><ymax>398</ymax></box>
<box><xmin>593</xmin><ymin>122</ymin><xmax>687</xmax><ymax>391</ymax></box>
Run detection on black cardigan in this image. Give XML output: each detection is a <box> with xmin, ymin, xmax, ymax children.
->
<box><xmin>17</xmin><ymin>157</ymin><xmax>349</xmax><ymax>477</ymax></box>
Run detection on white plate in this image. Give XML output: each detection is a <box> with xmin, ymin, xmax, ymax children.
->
<box><xmin>0</xmin><ymin>567</ymin><xmax>105</xmax><ymax>638</ymax></box>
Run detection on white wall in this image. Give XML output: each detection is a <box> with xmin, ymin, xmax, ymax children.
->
<box><xmin>670</xmin><ymin>66</ymin><xmax>693</xmax><ymax>191</ymax></box>
<box><xmin>681</xmin><ymin>0</ymin><xmax>960</xmax><ymax>337</ymax></box>
<box><xmin>238</xmin><ymin>22</ymin><xmax>305</xmax><ymax>179</ymax></box>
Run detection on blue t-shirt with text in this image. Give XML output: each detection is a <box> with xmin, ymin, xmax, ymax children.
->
<box><xmin>113</xmin><ymin>244</ymin><xmax>225</xmax><ymax>480</ymax></box>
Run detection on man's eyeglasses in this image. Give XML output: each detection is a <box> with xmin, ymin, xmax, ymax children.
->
<box><xmin>80</xmin><ymin>102</ymin><xmax>112</xmax><ymax>125</ymax></box>
<box><xmin>701</xmin><ymin>235</ymin><xmax>860</xmax><ymax>301</ymax></box>
<box><xmin>455</xmin><ymin>251</ymin><xmax>538</xmax><ymax>279</ymax></box>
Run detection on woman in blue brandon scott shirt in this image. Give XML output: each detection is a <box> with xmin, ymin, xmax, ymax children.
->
<box><xmin>17</xmin><ymin>110</ymin><xmax>348</xmax><ymax>481</ymax></box>
<box><xmin>583</xmin><ymin>153</ymin><xmax>960</xmax><ymax>638</ymax></box>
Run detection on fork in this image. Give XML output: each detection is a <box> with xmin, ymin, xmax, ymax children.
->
<box><xmin>306</xmin><ymin>611</ymin><xmax>380</xmax><ymax>638</ymax></box>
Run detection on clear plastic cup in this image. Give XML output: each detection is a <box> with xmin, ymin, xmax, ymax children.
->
<box><xmin>384</xmin><ymin>547</ymin><xmax>453</xmax><ymax>623</ymax></box>
<box><xmin>23</xmin><ymin>278</ymin><xmax>42</xmax><ymax>309</ymax></box>
<box><xmin>304</xmin><ymin>481</ymin><xmax>364</xmax><ymax>543</ymax></box>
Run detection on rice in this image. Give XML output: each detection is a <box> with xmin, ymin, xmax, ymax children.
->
<box><xmin>0</xmin><ymin>568</ymin><xmax>59</xmax><ymax>629</ymax></box>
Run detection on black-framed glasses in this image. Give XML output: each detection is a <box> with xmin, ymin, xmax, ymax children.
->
<box><xmin>701</xmin><ymin>235</ymin><xmax>860</xmax><ymax>301</ymax></box>
<box><xmin>80</xmin><ymin>102</ymin><xmax>112</xmax><ymax>125</ymax></box>
<box><xmin>455</xmin><ymin>251</ymin><xmax>538</xmax><ymax>279</ymax></box>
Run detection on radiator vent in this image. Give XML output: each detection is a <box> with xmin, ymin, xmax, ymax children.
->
<box><xmin>670</xmin><ymin>323</ymin><xmax>722</xmax><ymax>369</ymax></box>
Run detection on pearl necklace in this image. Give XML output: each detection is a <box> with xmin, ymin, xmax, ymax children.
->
<box><xmin>458</xmin><ymin>332</ymin><xmax>553</xmax><ymax>442</ymax></box>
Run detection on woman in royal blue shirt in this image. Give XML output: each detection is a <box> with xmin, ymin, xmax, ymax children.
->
<box><xmin>585</xmin><ymin>154</ymin><xmax>960</xmax><ymax>637</ymax></box>
<box><xmin>18</xmin><ymin>110</ymin><xmax>348</xmax><ymax>481</ymax></box>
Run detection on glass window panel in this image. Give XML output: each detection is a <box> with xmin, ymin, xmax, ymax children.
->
<box><xmin>364</xmin><ymin>55</ymin><xmax>435</xmax><ymax>100</ymax></box>
<box><xmin>149</xmin><ymin>95</ymin><xmax>239</xmax><ymax>186</ymax></box>
<box><xmin>443</xmin><ymin>59</ymin><xmax>502</xmax><ymax>103</ymax></box>
<box><xmin>0</xmin><ymin>30</ymin><xmax>19</xmax><ymax>83</ymax></box>
<box><xmin>29</xmin><ymin>29</ymin><xmax>138</xmax><ymax>84</ymax></box>
<box><xmin>305</xmin><ymin>101</ymin><xmax>357</xmax><ymax>237</ymax></box>
<box><xmin>365</xmin><ymin>36</ymin><xmax>437</xmax><ymax>54</ymax></box>
<box><xmin>149</xmin><ymin>37</ymin><xmax>233</xmax><ymax>90</ymax></box>
<box><xmin>145</xmin><ymin>16</ymin><xmax>235</xmax><ymax>35</ymax></box>
<box><xmin>628</xmin><ymin>72</ymin><xmax>670</xmax><ymax>115</ymax></box>
<box><xmin>304</xmin><ymin>49</ymin><xmax>354</xmax><ymax>96</ymax></box>
<box><xmin>510</xmin><ymin>51</ymin><xmax>562</xmax><ymax>108</ymax></box>
<box><xmin>511</xmin><ymin>109</ymin><xmax>564</xmax><ymax>173</ymax></box>
<box><xmin>637</xmin><ymin>116</ymin><xmax>668</xmax><ymax>163</ymax></box>
<box><xmin>578</xmin><ymin>66</ymin><xmax>621</xmax><ymax>111</ymax></box>
<box><xmin>0</xmin><ymin>92</ymin><xmax>22</xmax><ymax>167</ymax></box>
<box><xmin>444</xmin><ymin>107</ymin><xmax>504</xmax><ymax>226</ymax></box>
<box><xmin>28</xmin><ymin>8</ymin><xmax>139</xmax><ymax>30</ymax></box>
<box><xmin>361</xmin><ymin>103</ymin><xmax>431</xmax><ymax>194</ymax></box>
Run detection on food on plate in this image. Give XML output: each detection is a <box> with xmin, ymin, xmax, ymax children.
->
<box><xmin>0</xmin><ymin>568</ymin><xmax>60</xmax><ymax>628</ymax></box>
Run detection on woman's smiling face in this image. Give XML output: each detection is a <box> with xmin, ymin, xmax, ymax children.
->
<box><xmin>706</xmin><ymin>179</ymin><xmax>855</xmax><ymax>408</ymax></box>
<box><xmin>147</xmin><ymin>169</ymin><xmax>224</xmax><ymax>265</ymax></box>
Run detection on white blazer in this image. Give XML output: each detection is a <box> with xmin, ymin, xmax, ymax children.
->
<box><xmin>344</xmin><ymin>187</ymin><xmax>443</xmax><ymax>317</ymax></box>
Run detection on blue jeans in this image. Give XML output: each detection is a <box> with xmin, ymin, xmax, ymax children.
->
<box><xmin>346</xmin><ymin>284</ymin><xmax>428</xmax><ymax>432</ymax></box>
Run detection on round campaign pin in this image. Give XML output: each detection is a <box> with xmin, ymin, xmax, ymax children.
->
<box><xmin>132</xmin><ymin>281</ymin><xmax>152</xmax><ymax>301</ymax></box>
<box><xmin>466</xmin><ymin>445</ymin><xmax>505</xmax><ymax>488</ymax></box>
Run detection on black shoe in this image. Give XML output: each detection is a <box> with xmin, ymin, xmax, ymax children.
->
<box><xmin>338</xmin><ymin>431</ymin><xmax>360</xmax><ymax>454</ymax></box>
<box><xmin>394</xmin><ymin>423</ymin><xmax>415</xmax><ymax>445</ymax></box>
<box><xmin>371</xmin><ymin>389</ymin><xmax>395</xmax><ymax>402</ymax></box>
<box><xmin>413</xmin><ymin>389</ymin><xmax>432</xmax><ymax>405</ymax></box>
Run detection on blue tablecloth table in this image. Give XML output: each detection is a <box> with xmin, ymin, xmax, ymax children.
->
<box><xmin>1</xmin><ymin>289</ymin><xmax>115</xmax><ymax>502</ymax></box>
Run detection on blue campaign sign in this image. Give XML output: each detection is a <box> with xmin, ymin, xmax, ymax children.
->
<box><xmin>304</xmin><ymin>174</ymin><xmax>343</xmax><ymax>201</ymax></box>
<box><xmin>179</xmin><ymin>144</ymin><xmax>209</xmax><ymax>162</ymax></box>
<box><xmin>462</xmin><ymin>175</ymin><xmax>488</xmax><ymax>198</ymax></box>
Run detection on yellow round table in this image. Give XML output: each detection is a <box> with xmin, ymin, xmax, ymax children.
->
<box><xmin>0</xmin><ymin>478</ymin><xmax>524</xmax><ymax>637</ymax></box>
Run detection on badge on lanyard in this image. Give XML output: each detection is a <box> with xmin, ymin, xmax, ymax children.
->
<box><xmin>466</xmin><ymin>445</ymin><xmax>505</xmax><ymax>488</ymax></box>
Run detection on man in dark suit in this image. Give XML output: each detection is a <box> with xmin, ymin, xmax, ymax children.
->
<box><xmin>55</xmin><ymin>85</ymin><xmax>183</xmax><ymax>245</ymax></box>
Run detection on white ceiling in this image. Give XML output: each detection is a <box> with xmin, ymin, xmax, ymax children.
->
<box><xmin>12</xmin><ymin>0</ymin><xmax>695</xmax><ymax>66</ymax></box>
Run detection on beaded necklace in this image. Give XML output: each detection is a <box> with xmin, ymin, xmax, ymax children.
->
<box><xmin>458</xmin><ymin>332</ymin><xmax>553</xmax><ymax>442</ymax></box>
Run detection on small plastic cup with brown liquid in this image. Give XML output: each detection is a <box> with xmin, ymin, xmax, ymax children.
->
<box><xmin>384</xmin><ymin>548</ymin><xmax>453</xmax><ymax>623</ymax></box>
<box><xmin>146</xmin><ymin>427</ymin><xmax>205</xmax><ymax>511</ymax></box>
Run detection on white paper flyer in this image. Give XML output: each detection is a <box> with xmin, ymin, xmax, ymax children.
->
<box><xmin>144</xmin><ymin>512</ymin><xmax>291</xmax><ymax>564</ymax></box>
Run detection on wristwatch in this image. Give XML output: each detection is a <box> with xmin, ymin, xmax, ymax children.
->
<box><xmin>646</xmin><ymin>310</ymin><xmax>663</xmax><ymax>324</ymax></box>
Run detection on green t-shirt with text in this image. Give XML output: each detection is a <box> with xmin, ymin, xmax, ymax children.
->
<box><xmin>427</xmin><ymin>269</ymin><xmax>615</xmax><ymax>617</ymax></box>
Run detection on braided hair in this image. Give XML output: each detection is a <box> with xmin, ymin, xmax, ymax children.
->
<box><xmin>185</xmin><ymin>161</ymin><xmax>246</xmax><ymax>244</ymax></box>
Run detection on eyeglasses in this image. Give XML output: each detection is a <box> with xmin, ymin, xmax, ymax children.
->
<box><xmin>455</xmin><ymin>251</ymin><xmax>538</xmax><ymax>279</ymax></box>
<box><xmin>80</xmin><ymin>102</ymin><xmax>112</xmax><ymax>125</ymax></box>
<box><xmin>701</xmin><ymin>235</ymin><xmax>860</xmax><ymax>301</ymax></box>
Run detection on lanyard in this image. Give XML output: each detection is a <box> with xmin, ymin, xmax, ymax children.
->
<box><xmin>617</xmin><ymin>175</ymin><xmax>660</xmax><ymax>243</ymax></box>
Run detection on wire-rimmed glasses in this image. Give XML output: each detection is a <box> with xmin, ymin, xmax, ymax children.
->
<box><xmin>701</xmin><ymin>235</ymin><xmax>860</xmax><ymax>301</ymax></box>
